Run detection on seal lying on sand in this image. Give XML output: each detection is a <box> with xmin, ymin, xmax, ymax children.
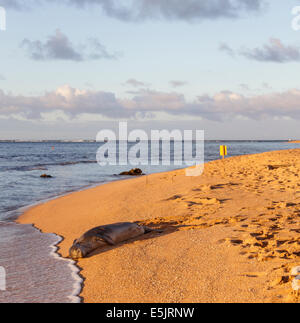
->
<box><xmin>69</xmin><ymin>222</ymin><xmax>159</xmax><ymax>259</ymax></box>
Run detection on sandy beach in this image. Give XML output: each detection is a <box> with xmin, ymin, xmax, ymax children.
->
<box><xmin>18</xmin><ymin>149</ymin><xmax>300</xmax><ymax>303</ymax></box>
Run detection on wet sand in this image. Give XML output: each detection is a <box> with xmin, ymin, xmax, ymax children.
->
<box><xmin>19</xmin><ymin>149</ymin><xmax>300</xmax><ymax>303</ymax></box>
<box><xmin>0</xmin><ymin>222</ymin><xmax>82</xmax><ymax>303</ymax></box>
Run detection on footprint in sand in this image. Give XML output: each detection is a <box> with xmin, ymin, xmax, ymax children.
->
<box><xmin>165</xmin><ymin>195</ymin><xmax>183</xmax><ymax>201</ymax></box>
<box><xmin>197</xmin><ymin>198</ymin><xmax>220</xmax><ymax>205</ymax></box>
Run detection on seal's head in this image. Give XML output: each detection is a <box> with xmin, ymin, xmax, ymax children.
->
<box><xmin>69</xmin><ymin>243</ymin><xmax>87</xmax><ymax>259</ymax></box>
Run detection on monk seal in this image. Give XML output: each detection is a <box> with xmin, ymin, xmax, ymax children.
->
<box><xmin>69</xmin><ymin>222</ymin><xmax>159</xmax><ymax>259</ymax></box>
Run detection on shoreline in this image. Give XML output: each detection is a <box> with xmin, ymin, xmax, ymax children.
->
<box><xmin>29</xmin><ymin>223</ymin><xmax>84</xmax><ymax>303</ymax></box>
<box><xmin>0</xmin><ymin>221</ymin><xmax>83</xmax><ymax>303</ymax></box>
<box><xmin>18</xmin><ymin>149</ymin><xmax>300</xmax><ymax>303</ymax></box>
<box><xmin>6</xmin><ymin>178</ymin><xmax>123</xmax><ymax>222</ymax></box>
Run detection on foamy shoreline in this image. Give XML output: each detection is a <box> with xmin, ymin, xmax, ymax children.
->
<box><xmin>0</xmin><ymin>221</ymin><xmax>83</xmax><ymax>303</ymax></box>
<box><xmin>1</xmin><ymin>188</ymin><xmax>93</xmax><ymax>303</ymax></box>
<box><xmin>19</xmin><ymin>150</ymin><xmax>300</xmax><ymax>303</ymax></box>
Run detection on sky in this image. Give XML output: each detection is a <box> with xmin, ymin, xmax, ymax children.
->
<box><xmin>0</xmin><ymin>0</ymin><xmax>300</xmax><ymax>140</ymax></box>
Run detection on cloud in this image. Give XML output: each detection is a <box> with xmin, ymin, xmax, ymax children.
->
<box><xmin>21</xmin><ymin>29</ymin><xmax>118</xmax><ymax>61</ymax></box>
<box><xmin>124</xmin><ymin>79</ymin><xmax>150</xmax><ymax>88</ymax></box>
<box><xmin>123</xmin><ymin>89</ymin><xmax>186</xmax><ymax>111</ymax></box>
<box><xmin>239</xmin><ymin>83</ymin><xmax>250</xmax><ymax>91</ymax></box>
<box><xmin>87</xmin><ymin>38</ymin><xmax>120</xmax><ymax>60</ymax></box>
<box><xmin>0</xmin><ymin>74</ymin><xmax>5</xmax><ymax>80</ymax></box>
<box><xmin>219</xmin><ymin>42</ymin><xmax>235</xmax><ymax>57</ymax></box>
<box><xmin>221</xmin><ymin>39</ymin><xmax>300</xmax><ymax>63</ymax></box>
<box><xmin>169</xmin><ymin>81</ymin><xmax>188</xmax><ymax>88</ymax></box>
<box><xmin>239</xmin><ymin>83</ymin><xmax>273</xmax><ymax>93</ymax></box>
<box><xmin>0</xmin><ymin>85</ymin><xmax>127</xmax><ymax>119</ymax></box>
<box><xmin>241</xmin><ymin>38</ymin><xmax>300</xmax><ymax>63</ymax></box>
<box><xmin>0</xmin><ymin>0</ymin><xmax>36</xmax><ymax>10</ymax></box>
<box><xmin>262</xmin><ymin>82</ymin><xmax>271</xmax><ymax>89</ymax></box>
<box><xmin>0</xmin><ymin>0</ymin><xmax>267</xmax><ymax>21</ymax></box>
<box><xmin>1</xmin><ymin>84</ymin><xmax>300</xmax><ymax>122</ymax></box>
<box><xmin>66</xmin><ymin>0</ymin><xmax>267</xmax><ymax>22</ymax></box>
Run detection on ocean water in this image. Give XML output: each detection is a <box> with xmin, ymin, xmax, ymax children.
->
<box><xmin>0</xmin><ymin>140</ymin><xmax>298</xmax><ymax>303</ymax></box>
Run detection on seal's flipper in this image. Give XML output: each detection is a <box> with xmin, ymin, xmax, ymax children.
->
<box><xmin>94</xmin><ymin>228</ymin><xmax>116</xmax><ymax>245</ymax></box>
<box><xmin>100</xmin><ymin>234</ymin><xmax>116</xmax><ymax>245</ymax></box>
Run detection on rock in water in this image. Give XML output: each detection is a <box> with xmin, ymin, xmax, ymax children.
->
<box><xmin>119</xmin><ymin>168</ymin><xmax>144</xmax><ymax>176</ymax></box>
<box><xmin>40</xmin><ymin>174</ymin><xmax>53</xmax><ymax>178</ymax></box>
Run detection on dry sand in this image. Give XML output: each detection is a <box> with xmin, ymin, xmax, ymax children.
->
<box><xmin>19</xmin><ymin>149</ymin><xmax>300</xmax><ymax>303</ymax></box>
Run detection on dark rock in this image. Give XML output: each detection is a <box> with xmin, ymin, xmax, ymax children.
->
<box><xmin>119</xmin><ymin>168</ymin><xmax>144</xmax><ymax>176</ymax></box>
<box><xmin>40</xmin><ymin>174</ymin><xmax>53</xmax><ymax>178</ymax></box>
